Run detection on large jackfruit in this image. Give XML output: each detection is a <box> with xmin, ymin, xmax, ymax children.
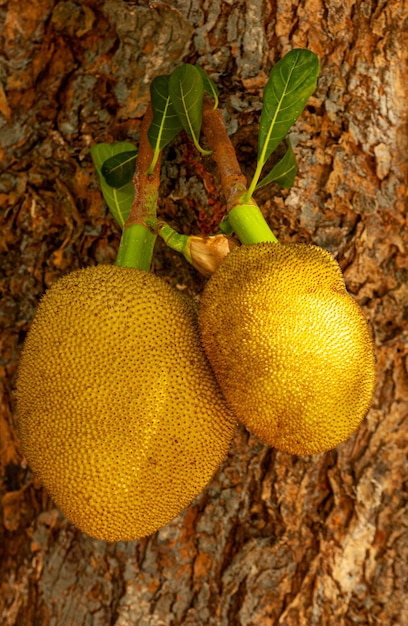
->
<box><xmin>16</xmin><ymin>265</ymin><xmax>236</xmax><ymax>541</ymax></box>
<box><xmin>198</xmin><ymin>243</ymin><xmax>375</xmax><ymax>455</ymax></box>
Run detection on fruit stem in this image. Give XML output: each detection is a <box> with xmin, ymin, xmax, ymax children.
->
<box><xmin>145</xmin><ymin>218</ymin><xmax>190</xmax><ymax>256</ymax></box>
<box><xmin>201</xmin><ymin>98</ymin><xmax>247</xmax><ymax>211</ymax></box>
<box><xmin>145</xmin><ymin>218</ymin><xmax>238</xmax><ymax>276</ymax></box>
<box><xmin>201</xmin><ymin>98</ymin><xmax>278</xmax><ymax>245</ymax></box>
<box><xmin>228</xmin><ymin>204</ymin><xmax>278</xmax><ymax>244</ymax></box>
<box><xmin>115</xmin><ymin>224</ymin><xmax>157</xmax><ymax>271</ymax></box>
<box><xmin>115</xmin><ymin>103</ymin><xmax>160</xmax><ymax>270</ymax></box>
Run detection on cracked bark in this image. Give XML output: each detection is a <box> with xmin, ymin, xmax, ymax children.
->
<box><xmin>1</xmin><ymin>1</ymin><xmax>407</xmax><ymax>625</ymax></box>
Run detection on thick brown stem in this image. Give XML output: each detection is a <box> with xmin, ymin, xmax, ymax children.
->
<box><xmin>125</xmin><ymin>103</ymin><xmax>161</xmax><ymax>226</ymax></box>
<box><xmin>202</xmin><ymin>97</ymin><xmax>249</xmax><ymax>211</ymax></box>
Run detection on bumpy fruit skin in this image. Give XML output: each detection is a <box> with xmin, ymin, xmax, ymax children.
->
<box><xmin>16</xmin><ymin>265</ymin><xmax>236</xmax><ymax>541</ymax></box>
<box><xmin>199</xmin><ymin>243</ymin><xmax>376</xmax><ymax>455</ymax></box>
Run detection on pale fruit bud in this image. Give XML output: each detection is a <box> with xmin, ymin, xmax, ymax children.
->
<box><xmin>186</xmin><ymin>234</ymin><xmax>239</xmax><ymax>277</ymax></box>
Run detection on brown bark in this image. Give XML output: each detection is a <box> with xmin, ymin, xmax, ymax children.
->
<box><xmin>1</xmin><ymin>1</ymin><xmax>407</xmax><ymax>625</ymax></box>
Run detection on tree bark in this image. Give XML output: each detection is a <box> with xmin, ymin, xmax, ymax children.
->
<box><xmin>1</xmin><ymin>1</ymin><xmax>407</xmax><ymax>624</ymax></box>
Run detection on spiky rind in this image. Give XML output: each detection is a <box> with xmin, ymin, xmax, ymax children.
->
<box><xmin>17</xmin><ymin>265</ymin><xmax>236</xmax><ymax>541</ymax></box>
<box><xmin>199</xmin><ymin>243</ymin><xmax>375</xmax><ymax>455</ymax></box>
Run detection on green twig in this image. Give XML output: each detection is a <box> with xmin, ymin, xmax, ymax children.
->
<box><xmin>115</xmin><ymin>104</ymin><xmax>160</xmax><ymax>270</ymax></box>
<box><xmin>201</xmin><ymin>98</ymin><xmax>278</xmax><ymax>244</ymax></box>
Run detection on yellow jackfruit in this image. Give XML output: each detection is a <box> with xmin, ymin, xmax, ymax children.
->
<box><xmin>16</xmin><ymin>265</ymin><xmax>236</xmax><ymax>541</ymax></box>
<box><xmin>198</xmin><ymin>243</ymin><xmax>376</xmax><ymax>455</ymax></box>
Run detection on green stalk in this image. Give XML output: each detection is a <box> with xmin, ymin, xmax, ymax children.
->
<box><xmin>115</xmin><ymin>224</ymin><xmax>157</xmax><ymax>271</ymax></box>
<box><xmin>145</xmin><ymin>218</ymin><xmax>239</xmax><ymax>276</ymax></box>
<box><xmin>228</xmin><ymin>203</ymin><xmax>278</xmax><ymax>244</ymax></box>
<box><xmin>145</xmin><ymin>220</ymin><xmax>189</xmax><ymax>256</ymax></box>
<box><xmin>115</xmin><ymin>103</ymin><xmax>160</xmax><ymax>271</ymax></box>
<box><xmin>201</xmin><ymin>98</ymin><xmax>278</xmax><ymax>246</ymax></box>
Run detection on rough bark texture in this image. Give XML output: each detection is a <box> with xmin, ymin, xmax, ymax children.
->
<box><xmin>1</xmin><ymin>1</ymin><xmax>407</xmax><ymax>624</ymax></box>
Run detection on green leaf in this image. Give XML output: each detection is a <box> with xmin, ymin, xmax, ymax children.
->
<box><xmin>168</xmin><ymin>64</ymin><xmax>211</xmax><ymax>155</ymax></box>
<box><xmin>91</xmin><ymin>142</ymin><xmax>136</xmax><ymax>228</ymax></box>
<box><xmin>244</xmin><ymin>49</ymin><xmax>318</xmax><ymax>200</ymax></box>
<box><xmin>255</xmin><ymin>139</ymin><xmax>298</xmax><ymax>190</ymax></box>
<box><xmin>195</xmin><ymin>65</ymin><xmax>219</xmax><ymax>109</ymax></box>
<box><xmin>148</xmin><ymin>75</ymin><xmax>183</xmax><ymax>173</ymax></box>
<box><xmin>258</xmin><ymin>49</ymin><xmax>319</xmax><ymax>163</ymax></box>
<box><xmin>101</xmin><ymin>150</ymin><xmax>137</xmax><ymax>188</ymax></box>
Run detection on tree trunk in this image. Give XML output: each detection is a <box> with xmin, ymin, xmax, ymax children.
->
<box><xmin>1</xmin><ymin>1</ymin><xmax>407</xmax><ymax>624</ymax></box>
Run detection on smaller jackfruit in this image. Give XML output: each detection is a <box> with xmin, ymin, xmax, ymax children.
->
<box><xmin>16</xmin><ymin>265</ymin><xmax>236</xmax><ymax>541</ymax></box>
<box><xmin>198</xmin><ymin>243</ymin><xmax>376</xmax><ymax>455</ymax></box>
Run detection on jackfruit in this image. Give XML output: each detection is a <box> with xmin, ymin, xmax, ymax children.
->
<box><xmin>198</xmin><ymin>243</ymin><xmax>376</xmax><ymax>455</ymax></box>
<box><xmin>16</xmin><ymin>265</ymin><xmax>236</xmax><ymax>541</ymax></box>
